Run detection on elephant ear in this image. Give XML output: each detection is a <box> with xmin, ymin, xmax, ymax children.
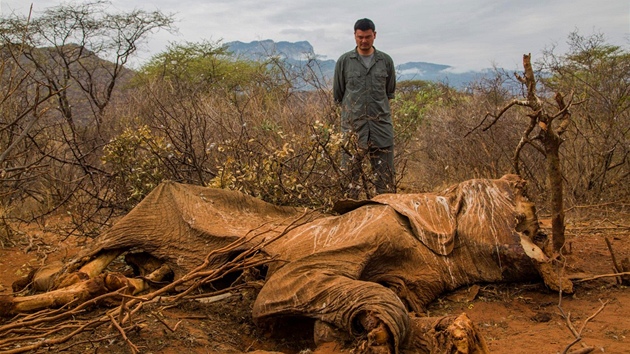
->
<box><xmin>372</xmin><ymin>193</ymin><xmax>460</xmax><ymax>256</ymax></box>
<box><xmin>333</xmin><ymin>193</ymin><xmax>460</xmax><ymax>256</ymax></box>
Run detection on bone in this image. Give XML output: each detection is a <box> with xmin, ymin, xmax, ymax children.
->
<box><xmin>54</xmin><ymin>249</ymin><xmax>123</xmax><ymax>289</ymax></box>
<box><xmin>1</xmin><ymin>274</ymin><xmax>112</xmax><ymax>317</ymax></box>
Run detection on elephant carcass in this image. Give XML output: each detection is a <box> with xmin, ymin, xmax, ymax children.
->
<box><xmin>252</xmin><ymin>174</ymin><xmax>558</xmax><ymax>351</ymax></box>
<box><xmin>2</xmin><ymin>175</ymin><xmax>567</xmax><ymax>353</ymax></box>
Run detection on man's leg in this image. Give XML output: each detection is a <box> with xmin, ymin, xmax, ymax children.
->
<box><xmin>370</xmin><ymin>146</ymin><xmax>396</xmax><ymax>195</ymax></box>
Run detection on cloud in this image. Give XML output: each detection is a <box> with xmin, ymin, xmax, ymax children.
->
<box><xmin>2</xmin><ymin>0</ymin><xmax>628</xmax><ymax>71</ymax></box>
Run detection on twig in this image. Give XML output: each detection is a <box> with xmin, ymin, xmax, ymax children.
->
<box><xmin>566</xmin><ymin>347</ymin><xmax>595</xmax><ymax>354</ymax></box>
<box><xmin>172</xmin><ymin>319</ymin><xmax>183</xmax><ymax>331</ymax></box>
<box><xmin>564</xmin><ymin>312</ymin><xmax>580</xmax><ymax>339</ymax></box>
<box><xmin>56</xmin><ymin>333</ymin><xmax>119</xmax><ymax>352</ymax></box>
<box><xmin>108</xmin><ymin>313</ymin><xmax>139</xmax><ymax>354</ymax></box>
<box><xmin>561</xmin><ymin>337</ymin><xmax>582</xmax><ymax>354</ymax></box>
<box><xmin>152</xmin><ymin>312</ymin><xmax>177</xmax><ymax>333</ymax></box>
<box><xmin>0</xmin><ymin>323</ymin><xmax>81</xmax><ymax>347</ymax></box>
<box><xmin>0</xmin><ymin>289</ymin><xmax>125</xmax><ymax>335</ymax></box>
<box><xmin>8</xmin><ymin>301</ymin><xmax>76</xmax><ymax>324</ymax></box>
<box><xmin>558</xmin><ymin>257</ymin><xmax>587</xmax><ymax>351</ymax></box>
<box><xmin>564</xmin><ymin>201</ymin><xmax>629</xmax><ymax>214</ymax></box>
<box><xmin>574</xmin><ymin>272</ymin><xmax>630</xmax><ymax>283</ymax></box>
<box><xmin>604</xmin><ymin>237</ymin><xmax>623</xmax><ymax>284</ymax></box>
<box><xmin>0</xmin><ymin>317</ymin><xmax>106</xmax><ymax>354</ymax></box>
<box><xmin>184</xmin><ymin>283</ymin><xmax>258</xmax><ymax>299</ymax></box>
<box><xmin>558</xmin><ymin>293</ymin><xmax>609</xmax><ymax>354</ymax></box>
<box><xmin>118</xmin><ymin>285</ymin><xmax>132</xmax><ymax>324</ymax></box>
<box><xmin>174</xmin><ymin>315</ymin><xmax>208</xmax><ymax>320</ymax></box>
<box><xmin>578</xmin><ymin>299</ymin><xmax>609</xmax><ymax>335</ymax></box>
<box><xmin>566</xmin><ymin>226</ymin><xmax>630</xmax><ymax>230</ymax></box>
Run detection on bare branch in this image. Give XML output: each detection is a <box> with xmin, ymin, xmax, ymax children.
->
<box><xmin>108</xmin><ymin>313</ymin><xmax>139</xmax><ymax>354</ymax></box>
<box><xmin>479</xmin><ymin>99</ymin><xmax>528</xmax><ymax>132</ymax></box>
<box><xmin>573</xmin><ymin>271</ymin><xmax>630</xmax><ymax>283</ymax></box>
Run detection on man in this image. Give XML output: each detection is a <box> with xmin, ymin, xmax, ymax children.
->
<box><xmin>333</xmin><ymin>18</ymin><xmax>396</xmax><ymax>199</ymax></box>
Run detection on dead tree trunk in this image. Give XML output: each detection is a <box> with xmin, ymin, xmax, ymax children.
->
<box><xmin>544</xmin><ymin>130</ymin><xmax>566</xmax><ymax>251</ymax></box>
<box><xmin>479</xmin><ymin>54</ymin><xmax>575</xmax><ymax>252</ymax></box>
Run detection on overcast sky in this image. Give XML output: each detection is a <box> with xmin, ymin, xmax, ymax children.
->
<box><xmin>2</xmin><ymin>0</ymin><xmax>629</xmax><ymax>71</ymax></box>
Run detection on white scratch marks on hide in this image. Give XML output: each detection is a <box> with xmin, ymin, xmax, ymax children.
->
<box><xmin>280</xmin><ymin>206</ymin><xmax>392</xmax><ymax>254</ymax></box>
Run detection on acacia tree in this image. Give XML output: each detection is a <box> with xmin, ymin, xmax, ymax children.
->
<box><xmin>0</xmin><ymin>9</ymin><xmax>58</xmax><ymax>243</ymax></box>
<box><xmin>538</xmin><ymin>32</ymin><xmax>629</xmax><ymax>205</ymax></box>
<box><xmin>0</xmin><ymin>1</ymin><xmax>174</xmax><ymax>126</ymax></box>
<box><xmin>0</xmin><ymin>1</ymin><xmax>174</xmax><ymax>234</ymax></box>
<box><xmin>0</xmin><ymin>44</ymin><xmax>55</xmax><ymax>184</ymax></box>
<box><xmin>124</xmin><ymin>41</ymin><xmax>347</xmax><ymax>208</ymax></box>
<box><xmin>128</xmin><ymin>41</ymin><xmax>277</xmax><ymax>188</ymax></box>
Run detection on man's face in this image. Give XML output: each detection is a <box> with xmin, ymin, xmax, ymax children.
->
<box><xmin>354</xmin><ymin>29</ymin><xmax>376</xmax><ymax>53</ymax></box>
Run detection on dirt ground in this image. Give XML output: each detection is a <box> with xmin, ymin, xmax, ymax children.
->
<box><xmin>1</xmin><ymin>210</ymin><xmax>628</xmax><ymax>354</ymax></box>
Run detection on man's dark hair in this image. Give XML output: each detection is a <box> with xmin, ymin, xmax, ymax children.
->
<box><xmin>354</xmin><ymin>18</ymin><xmax>375</xmax><ymax>32</ymax></box>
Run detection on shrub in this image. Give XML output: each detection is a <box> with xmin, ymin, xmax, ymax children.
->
<box><xmin>102</xmin><ymin>124</ymin><xmax>175</xmax><ymax>208</ymax></box>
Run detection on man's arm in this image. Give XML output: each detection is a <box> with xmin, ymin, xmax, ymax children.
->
<box><xmin>386</xmin><ymin>56</ymin><xmax>396</xmax><ymax>100</ymax></box>
<box><xmin>333</xmin><ymin>57</ymin><xmax>345</xmax><ymax>104</ymax></box>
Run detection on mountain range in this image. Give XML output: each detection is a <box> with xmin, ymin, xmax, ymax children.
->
<box><xmin>224</xmin><ymin>39</ymin><xmax>494</xmax><ymax>89</ymax></box>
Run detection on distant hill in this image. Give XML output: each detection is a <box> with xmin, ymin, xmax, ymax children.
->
<box><xmin>396</xmin><ymin>62</ymin><xmax>491</xmax><ymax>88</ymax></box>
<box><xmin>223</xmin><ymin>39</ymin><xmax>335</xmax><ymax>90</ymax></box>
<box><xmin>2</xmin><ymin>43</ymin><xmax>136</xmax><ymax>125</ymax></box>
<box><xmin>226</xmin><ymin>39</ymin><xmax>316</xmax><ymax>61</ymax></box>
<box><xmin>224</xmin><ymin>40</ymin><xmax>494</xmax><ymax>89</ymax></box>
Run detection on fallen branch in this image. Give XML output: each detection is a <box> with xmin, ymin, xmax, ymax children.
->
<box><xmin>56</xmin><ymin>332</ymin><xmax>120</xmax><ymax>352</ymax></box>
<box><xmin>605</xmin><ymin>237</ymin><xmax>623</xmax><ymax>283</ymax></box>
<box><xmin>0</xmin><ymin>317</ymin><xmax>107</xmax><ymax>354</ymax></box>
<box><xmin>152</xmin><ymin>311</ymin><xmax>181</xmax><ymax>333</ymax></box>
<box><xmin>0</xmin><ymin>288</ymin><xmax>126</xmax><ymax>335</ymax></box>
<box><xmin>573</xmin><ymin>272</ymin><xmax>630</xmax><ymax>283</ymax></box>
<box><xmin>579</xmin><ymin>299</ymin><xmax>609</xmax><ymax>335</ymax></box>
<box><xmin>561</xmin><ymin>337</ymin><xmax>582</xmax><ymax>354</ymax></box>
<box><xmin>108</xmin><ymin>313</ymin><xmax>139</xmax><ymax>354</ymax></box>
<box><xmin>566</xmin><ymin>347</ymin><xmax>595</xmax><ymax>354</ymax></box>
<box><xmin>565</xmin><ymin>226</ymin><xmax>630</xmax><ymax>230</ymax></box>
<box><xmin>558</xmin><ymin>291</ymin><xmax>609</xmax><ymax>354</ymax></box>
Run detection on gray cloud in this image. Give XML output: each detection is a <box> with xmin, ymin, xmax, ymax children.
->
<box><xmin>2</xmin><ymin>0</ymin><xmax>628</xmax><ymax>71</ymax></box>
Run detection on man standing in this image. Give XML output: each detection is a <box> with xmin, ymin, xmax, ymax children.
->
<box><xmin>333</xmin><ymin>18</ymin><xmax>396</xmax><ymax>199</ymax></box>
